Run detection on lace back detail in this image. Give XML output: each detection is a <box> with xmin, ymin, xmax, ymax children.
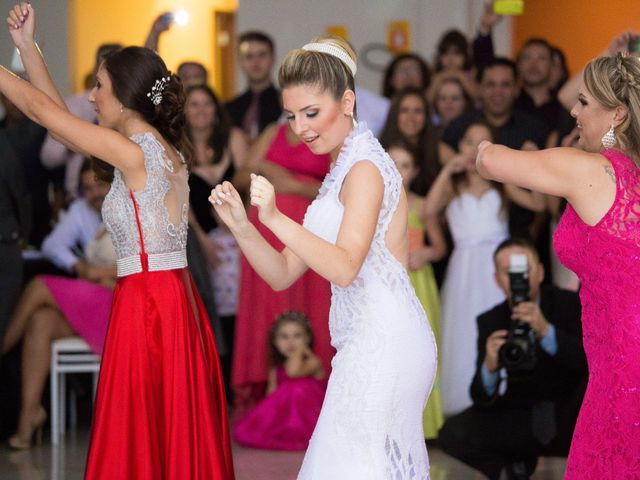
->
<box><xmin>102</xmin><ymin>132</ymin><xmax>189</xmax><ymax>273</ymax></box>
<box><xmin>598</xmin><ymin>150</ymin><xmax>640</xmax><ymax>246</ymax></box>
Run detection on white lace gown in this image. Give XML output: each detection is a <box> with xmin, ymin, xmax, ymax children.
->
<box><xmin>439</xmin><ymin>190</ymin><xmax>508</xmax><ymax>416</ymax></box>
<box><xmin>299</xmin><ymin>123</ymin><xmax>436</xmax><ymax>479</ymax></box>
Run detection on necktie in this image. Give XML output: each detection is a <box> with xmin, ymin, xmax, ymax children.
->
<box><xmin>531</xmin><ymin>400</ymin><xmax>557</xmax><ymax>445</ymax></box>
<box><xmin>242</xmin><ymin>91</ymin><xmax>260</xmax><ymax>139</ymax></box>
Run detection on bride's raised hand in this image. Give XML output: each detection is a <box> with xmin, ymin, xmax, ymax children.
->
<box><xmin>250</xmin><ymin>173</ymin><xmax>280</xmax><ymax>226</ymax></box>
<box><xmin>7</xmin><ymin>3</ymin><xmax>35</xmax><ymax>48</ymax></box>
<box><xmin>209</xmin><ymin>181</ymin><xmax>249</xmax><ymax>232</ymax></box>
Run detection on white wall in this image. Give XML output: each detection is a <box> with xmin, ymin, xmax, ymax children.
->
<box><xmin>0</xmin><ymin>0</ymin><xmax>71</xmax><ymax>95</ymax></box>
<box><xmin>236</xmin><ymin>0</ymin><xmax>512</xmax><ymax>93</ymax></box>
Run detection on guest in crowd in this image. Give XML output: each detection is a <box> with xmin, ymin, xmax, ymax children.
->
<box><xmin>2</xmin><ymin>78</ymin><xmax>48</xmax><ymax>247</ymax></box>
<box><xmin>234</xmin><ymin>311</ymin><xmax>325</xmax><ymax>451</ymax></box>
<box><xmin>226</xmin><ymin>31</ymin><xmax>282</xmax><ymax>139</ymax></box>
<box><xmin>439</xmin><ymin>238</ymin><xmax>587</xmax><ymax>480</ymax></box>
<box><xmin>442</xmin><ymin>58</ymin><xmax>549</xmax><ymax>245</ymax></box>
<box><xmin>428</xmin><ymin>29</ymin><xmax>479</xmax><ymax>104</ymax></box>
<box><xmin>380</xmin><ymin>87</ymin><xmax>446</xmax><ymax>196</ymax></box>
<box><xmin>185</xmin><ymin>84</ymin><xmax>247</xmax><ymax>243</ymax></box>
<box><xmin>431</xmin><ymin>77</ymin><xmax>474</xmax><ymax>131</ymax></box>
<box><xmin>381</xmin><ymin>52</ymin><xmax>431</xmax><ymax>99</ymax></box>
<box><xmin>0</xmin><ymin>94</ymin><xmax>28</xmax><ymax>349</ymax></box>
<box><xmin>425</xmin><ymin>121</ymin><xmax>544</xmax><ymax>415</ymax></box>
<box><xmin>1</xmin><ymin>160</ymin><xmax>115</xmax><ymax>449</ymax></box>
<box><xmin>177</xmin><ymin>61</ymin><xmax>208</xmax><ymax>87</ymax></box>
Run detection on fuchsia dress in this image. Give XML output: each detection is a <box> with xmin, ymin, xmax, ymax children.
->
<box><xmin>554</xmin><ymin>149</ymin><xmax>640</xmax><ymax>479</ymax></box>
<box><xmin>234</xmin><ymin>366</ymin><xmax>326</xmax><ymax>450</ymax></box>
<box><xmin>233</xmin><ymin>125</ymin><xmax>333</xmax><ymax>408</ymax></box>
<box><xmin>39</xmin><ymin>276</ymin><xmax>111</xmax><ymax>353</ymax></box>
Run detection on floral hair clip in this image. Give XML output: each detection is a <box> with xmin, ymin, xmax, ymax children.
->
<box><xmin>147</xmin><ymin>76</ymin><xmax>171</xmax><ymax>106</ymax></box>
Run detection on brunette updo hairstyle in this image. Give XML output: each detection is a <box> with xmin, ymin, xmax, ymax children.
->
<box><xmin>93</xmin><ymin>46</ymin><xmax>192</xmax><ymax>181</ymax></box>
<box><xmin>278</xmin><ymin>35</ymin><xmax>357</xmax><ymax>114</ymax></box>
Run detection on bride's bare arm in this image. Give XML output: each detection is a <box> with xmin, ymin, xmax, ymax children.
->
<box><xmin>249</xmin><ymin>161</ymin><xmax>383</xmax><ymax>288</ymax></box>
<box><xmin>212</xmin><ymin>161</ymin><xmax>384</xmax><ymax>289</ymax></box>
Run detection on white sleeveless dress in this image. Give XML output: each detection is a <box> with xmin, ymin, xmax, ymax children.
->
<box><xmin>439</xmin><ymin>190</ymin><xmax>508</xmax><ymax>416</ymax></box>
<box><xmin>299</xmin><ymin>123</ymin><xmax>436</xmax><ymax>479</ymax></box>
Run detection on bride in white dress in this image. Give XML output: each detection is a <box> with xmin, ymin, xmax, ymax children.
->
<box><xmin>209</xmin><ymin>36</ymin><xmax>436</xmax><ymax>479</ymax></box>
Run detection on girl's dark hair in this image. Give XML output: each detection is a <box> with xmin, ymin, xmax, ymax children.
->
<box><xmin>382</xmin><ymin>53</ymin><xmax>431</xmax><ymax>99</ymax></box>
<box><xmin>452</xmin><ymin>120</ymin><xmax>505</xmax><ymax>205</ymax></box>
<box><xmin>185</xmin><ymin>85</ymin><xmax>233</xmax><ymax>165</ymax></box>
<box><xmin>436</xmin><ymin>29</ymin><xmax>472</xmax><ymax>72</ymax></box>
<box><xmin>379</xmin><ymin>87</ymin><xmax>440</xmax><ymax>195</ymax></box>
<box><xmin>93</xmin><ymin>46</ymin><xmax>192</xmax><ymax>182</ymax></box>
<box><xmin>268</xmin><ymin>311</ymin><xmax>314</xmax><ymax>366</ymax></box>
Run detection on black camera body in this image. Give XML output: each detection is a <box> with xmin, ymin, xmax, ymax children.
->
<box><xmin>499</xmin><ymin>254</ymin><xmax>537</xmax><ymax>374</ymax></box>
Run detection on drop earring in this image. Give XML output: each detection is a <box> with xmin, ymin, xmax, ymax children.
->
<box><xmin>120</xmin><ymin>104</ymin><xmax>124</xmax><ymax>114</ymax></box>
<box><xmin>348</xmin><ymin>112</ymin><xmax>358</xmax><ymax>128</ymax></box>
<box><xmin>601</xmin><ymin>125</ymin><xmax>616</xmax><ymax>150</ymax></box>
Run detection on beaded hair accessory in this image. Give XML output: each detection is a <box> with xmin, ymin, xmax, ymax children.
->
<box><xmin>147</xmin><ymin>76</ymin><xmax>171</xmax><ymax>106</ymax></box>
<box><xmin>302</xmin><ymin>43</ymin><xmax>357</xmax><ymax>77</ymax></box>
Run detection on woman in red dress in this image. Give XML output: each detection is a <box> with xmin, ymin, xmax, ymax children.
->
<box><xmin>3</xmin><ymin>4</ymin><xmax>233</xmax><ymax>478</ymax></box>
<box><xmin>232</xmin><ymin>123</ymin><xmax>332</xmax><ymax>409</ymax></box>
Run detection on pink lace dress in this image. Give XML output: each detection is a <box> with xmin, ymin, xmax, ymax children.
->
<box><xmin>553</xmin><ymin>149</ymin><xmax>640</xmax><ymax>479</ymax></box>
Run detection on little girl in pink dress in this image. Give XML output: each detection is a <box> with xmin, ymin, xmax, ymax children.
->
<box><xmin>234</xmin><ymin>311</ymin><xmax>326</xmax><ymax>451</ymax></box>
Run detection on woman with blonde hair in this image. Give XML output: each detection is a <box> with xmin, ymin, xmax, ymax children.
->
<box><xmin>477</xmin><ymin>52</ymin><xmax>640</xmax><ymax>479</ymax></box>
<box><xmin>210</xmin><ymin>35</ymin><xmax>436</xmax><ymax>478</ymax></box>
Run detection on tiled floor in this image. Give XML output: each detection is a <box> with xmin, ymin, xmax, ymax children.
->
<box><xmin>0</xmin><ymin>427</ymin><xmax>567</xmax><ymax>480</ymax></box>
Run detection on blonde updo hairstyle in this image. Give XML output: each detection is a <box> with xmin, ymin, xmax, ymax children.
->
<box><xmin>584</xmin><ymin>53</ymin><xmax>640</xmax><ymax>160</ymax></box>
<box><xmin>278</xmin><ymin>35</ymin><xmax>357</xmax><ymax>115</ymax></box>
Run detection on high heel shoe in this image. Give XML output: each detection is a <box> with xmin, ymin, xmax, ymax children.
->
<box><xmin>8</xmin><ymin>407</ymin><xmax>47</xmax><ymax>450</ymax></box>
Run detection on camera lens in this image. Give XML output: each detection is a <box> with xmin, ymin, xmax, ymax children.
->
<box><xmin>501</xmin><ymin>341</ymin><xmax>526</xmax><ymax>364</ymax></box>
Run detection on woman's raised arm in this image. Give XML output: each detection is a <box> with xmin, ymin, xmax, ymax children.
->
<box><xmin>7</xmin><ymin>3</ymin><xmax>66</xmax><ymax>109</ymax></box>
<box><xmin>477</xmin><ymin>142</ymin><xmax>616</xmax><ymax>225</ymax></box>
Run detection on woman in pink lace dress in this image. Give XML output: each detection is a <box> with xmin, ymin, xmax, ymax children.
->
<box><xmin>476</xmin><ymin>53</ymin><xmax>640</xmax><ymax>479</ymax></box>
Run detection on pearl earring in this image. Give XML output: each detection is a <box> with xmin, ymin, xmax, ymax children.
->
<box><xmin>120</xmin><ymin>105</ymin><xmax>124</xmax><ymax>114</ymax></box>
<box><xmin>601</xmin><ymin>125</ymin><xmax>616</xmax><ymax>150</ymax></box>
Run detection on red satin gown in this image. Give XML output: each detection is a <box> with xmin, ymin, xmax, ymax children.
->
<box><xmin>84</xmin><ymin>132</ymin><xmax>234</xmax><ymax>479</ymax></box>
<box><xmin>233</xmin><ymin>125</ymin><xmax>333</xmax><ymax>410</ymax></box>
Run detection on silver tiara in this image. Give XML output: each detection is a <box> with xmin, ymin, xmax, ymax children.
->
<box><xmin>147</xmin><ymin>76</ymin><xmax>171</xmax><ymax>106</ymax></box>
<box><xmin>302</xmin><ymin>43</ymin><xmax>357</xmax><ymax>77</ymax></box>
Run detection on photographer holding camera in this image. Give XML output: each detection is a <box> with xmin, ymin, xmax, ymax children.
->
<box><xmin>438</xmin><ymin>238</ymin><xmax>587</xmax><ymax>480</ymax></box>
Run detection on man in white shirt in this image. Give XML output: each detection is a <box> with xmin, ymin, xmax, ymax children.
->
<box><xmin>41</xmin><ymin>161</ymin><xmax>109</xmax><ymax>275</ymax></box>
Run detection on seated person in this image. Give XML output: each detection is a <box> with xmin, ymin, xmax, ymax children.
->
<box><xmin>1</xmin><ymin>160</ymin><xmax>115</xmax><ymax>449</ymax></box>
<box><xmin>438</xmin><ymin>238</ymin><xmax>587</xmax><ymax>480</ymax></box>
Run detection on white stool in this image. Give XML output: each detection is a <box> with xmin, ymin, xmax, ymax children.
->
<box><xmin>50</xmin><ymin>337</ymin><xmax>101</xmax><ymax>445</ymax></box>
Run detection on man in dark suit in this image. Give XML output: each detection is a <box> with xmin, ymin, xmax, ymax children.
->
<box><xmin>438</xmin><ymin>238</ymin><xmax>587</xmax><ymax>480</ymax></box>
<box><xmin>225</xmin><ymin>31</ymin><xmax>282</xmax><ymax>140</ymax></box>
